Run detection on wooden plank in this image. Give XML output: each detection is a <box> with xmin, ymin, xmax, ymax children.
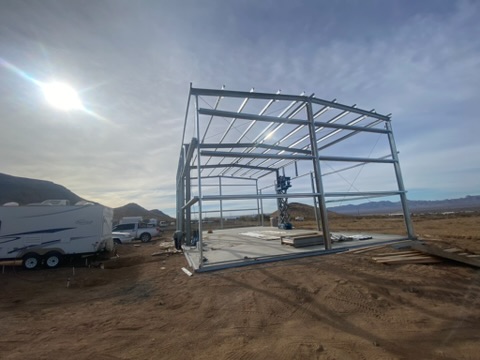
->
<box><xmin>373</xmin><ymin>254</ymin><xmax>437</xmax><ymax>260</ymax></box>
<box><xmin>373</xmin><ymin>255</ymin><xmax>435</xmax><ymax>261</ymax></box>
<box><xmin>375</xmin><ymin>258</ymin><xmax>442</xmax><ymax>264</ymax></box>
<box><xmin>281</xmin><ymin>235</ymin><xmax>323</xmax><ymax>248</ymax></box>
<box><xmin>0</xmin><ymin>260</ymin><xmax>23</xmax><ymax>266</ymax></box>
<box><xmin>347</xmin><ymin>240</ymin><xmax>411</xmax><ymax>254</ymax></box>
<box><xmin>444</xmin><ymin>248</ymin><xmax>463</xmax><ymax>253</ymax></box>
<box><xmin>282</xmin><ymin>233</ymin><xmax>322</xmax><ymax>240</ymax></box>
<box><xmin>348</xmin><ymin>244</ymin><xmax>388</xmax><ymax>254</ymax></box>
<box><xmin>374</xmin><ymin>250</ymin><xmax>422</xmax><ymax>257</ymax></box>
<box><xmin>181</xmin><ymin>267</ymin><xmax>193</xmax><ymax>276</ymax></box>
<box><xmin>410</xmin><ymin>243</ymin><xmax>480</xmax><ymax>268</ymax></box>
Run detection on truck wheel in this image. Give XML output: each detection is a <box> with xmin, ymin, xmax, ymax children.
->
<box><xmin>140</xmin><ymin>233</ymin><xmax>151</xmax><ymax>243</ymax></box>
<box><xmin>113</xmin><ymin>239</ymin><xmax>122</xmax><ymax>245</ymax></box>
<box><xmin>44</xmin><ymin>252</ymin><xmax>63</xmax><ymax>269</ymax></box>
<box><xmin>23</xmin><ymin>253</ymin><xmax>40</xmax><ymax>270</ymax></box>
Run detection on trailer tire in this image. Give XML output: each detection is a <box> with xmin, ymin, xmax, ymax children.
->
<box><xmin>23</xmin><ymin>253</ymin><xmax>40</xmax><ymax>270</ymax></box>
<box><xmin>140</xmin><ymin>233</ymin><xmax>151</xmax><ymax>243</ymax></box>
<box><xmin>44</xmin><ymin>252</ymin><xmax>63</xmax><ymax>269</ymax></box>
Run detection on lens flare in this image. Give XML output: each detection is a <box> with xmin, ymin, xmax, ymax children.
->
<box><xmin>41</xmin><ymin>82</ymin><xmax>84</xmax><ymax>111</ymax></box>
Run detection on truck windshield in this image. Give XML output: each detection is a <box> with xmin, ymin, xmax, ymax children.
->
<box><xmin>114</xmin><ymin>224</ymin><xmax>135</xmax><ymax>231</ymax></box>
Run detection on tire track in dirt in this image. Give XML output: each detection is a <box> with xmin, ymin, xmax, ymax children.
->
<box><xmin>217</xmin><ymin>268</ymin><xmax>411</xmax><ymax>358</ymax></box>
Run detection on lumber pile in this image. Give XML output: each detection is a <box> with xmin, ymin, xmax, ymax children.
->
<box><xmin>281</xmin><ymin>233</ymin><xmax>324</xmax><ymax>248</ymax></box>
<box><xmin>367</xmin><ymin>242</ymin><xmax>480</xmax><ymax>267</ymax></box>
<box><xmin>410</xmin><ymin>243</ymin><xmax>480</xmax><ymax>268</ymax></box>
<box><xmin>371</xmin><ymin>250</ymin><xmax>441</xmax><ymax>265</ymax></box>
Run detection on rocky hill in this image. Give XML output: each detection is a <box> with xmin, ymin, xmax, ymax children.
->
<box><xmin>0</xmin><ymin>172</ymin><xmax>84</xmax><ymax>205</ymax></box>
<box><xmin>113</xmin><ymin>203</ymin><xmax>174</xmax><ymax>222</ymax></box>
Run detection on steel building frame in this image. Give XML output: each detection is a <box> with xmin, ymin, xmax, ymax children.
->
<box><xmin>176</xmin><ymin>85</ymin><xmax>415</xmax><ymax>269</ymax></box>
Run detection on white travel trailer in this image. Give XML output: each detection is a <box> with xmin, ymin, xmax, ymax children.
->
<box><xmin>0</xmin><ymin>201</ymin><xmax>113</xmax><ymax>269</ymax></box>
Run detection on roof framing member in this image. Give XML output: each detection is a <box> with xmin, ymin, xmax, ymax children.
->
<box><xmin>191</xmin><ymin>87</ymin><xmax>391</xmax><ymax>121</ymax></box>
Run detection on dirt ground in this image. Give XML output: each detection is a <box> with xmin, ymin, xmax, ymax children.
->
<box><xmin>1</xmin><ymin>213</ymin><xmax>480</xmax><ymax>360</ymax></box>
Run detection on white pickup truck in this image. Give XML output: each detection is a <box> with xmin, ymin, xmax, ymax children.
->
<box><xmin>112</xmin><ymin>222</ymin><xmax>161</xmax><ymax>243</ymax></box>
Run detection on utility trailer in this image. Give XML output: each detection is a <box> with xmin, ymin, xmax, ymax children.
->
<box><xmin>0</xmin><ymin>202</ymin><xmax>114</xmax><ymax>269</ymax></box>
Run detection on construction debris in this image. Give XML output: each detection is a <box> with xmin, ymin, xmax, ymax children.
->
<box><xmin>331</xmin><ymin>233</ymin><xmax>373</xmax><ymax>242</ymax></box>
<box><xmin>281</xmin><ymin>233</ymin><xmax>324</xmax><ymax>248</ymax></box>
<box><xmin>364</xmin><ymin>241</ymin><xmax>480</xmax><ymax>267</ymax></box>
<box><xmin>371</xmin><ymin>250</ymin><xmax>441</xmax><ymax>265</ymax></box>
<box><xmin>348</xmin><ymin>244</ymin><xmax>389</xmax><ymax>254</ymax></box>
<box><xmin>152</xmin><ymin>249</ymin><xmax>182</xmax><ymax>256</ymax></box>
<box><xmin>181</xmin><ymin>267</ymin><xmax>193</xmax><ymax>276</ymax></box>
<box><xmin>410</xmin><ymin>243</ymin><xmax>480</xmax><ymax>268</ymax></box>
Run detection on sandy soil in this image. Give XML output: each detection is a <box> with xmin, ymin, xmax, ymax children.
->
<box><xmin>1</xmin><ymin>214</ymin><xmax>480</xmax><ymax>360</ymax></box>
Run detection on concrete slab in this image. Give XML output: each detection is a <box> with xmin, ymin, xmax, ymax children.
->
<box><xmin>183</xmin><ymin>226</ymin><xmax>408</xmax><ymax>272</ymax></box>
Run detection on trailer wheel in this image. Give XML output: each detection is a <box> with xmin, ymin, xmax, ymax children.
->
<box><xmin>23</xmin><ymin>253</ymin><xmax>40</xmax><ymax>270</ymax></box>
<box><xmin>140</xmin><ymin>233</ymin><xmax>151</xmax><ymax>243</ymax></box>
<box><xmin>44</xmin><ymin>252</ymin><xmax>63</xmax><ymax>269</ymax></box>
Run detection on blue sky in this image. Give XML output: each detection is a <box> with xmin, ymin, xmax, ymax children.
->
<box><xmin>0</xmin><ymin>0</ymin><xmax>478</xmax><ymax>215</ymax></box>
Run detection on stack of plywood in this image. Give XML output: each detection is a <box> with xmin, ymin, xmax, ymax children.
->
<box><xmin>281</xmin><ymin>233</ymin><xmax>324</xmax><ymax>248</ymax></box>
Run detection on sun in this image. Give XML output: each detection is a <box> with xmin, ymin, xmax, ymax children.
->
<box><xmin>41</xmin><ymin>82</ymin><xmax>84</xmax><ymax>111</ymax></box>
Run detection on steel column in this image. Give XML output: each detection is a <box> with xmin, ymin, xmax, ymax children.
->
<box><xmin>259</xmin><ymin>189</ymin><xmax>264</xmax><ymax>226</ymax></box>
<box><xmin>310</xmin><ymin>172</ymin><xmax>321</xmax><ymax>231</ymax></box>
<box><xmin>306</xmin><ymin>100</ymin><xmax>332</xmax><ymax>250</ymax></box>
<box><xmin>385</xmin><ymin>121</ymin><xmax>416</xmax><ymax>239</ymax></box>
<box><xmin>219</xmin><ymin>177</ymin><xmax>224</xmax><ymax>229</ymax></box>
<box><xmin>185</xmin><ymin>147</ymin><xmax>192</xmax><ymax>244</ymax></box>
<box><xmin>194</xmin><ymin>95</ymin><xmax>204</xmax><ymax>268</ymax></box>
<box><xmin>255</xmin><ymin>180</ymin><xmax>261</xmax><ymax>226</ymax></box>
<box><xmin>176</xmin><ymin>147</ymin><xmax>185</xmax><ymax>233</ymax></box>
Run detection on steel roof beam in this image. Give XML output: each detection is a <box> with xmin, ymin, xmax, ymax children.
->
<box><xmin>317</xmin><ymin>119</ymin><xmax>384</xmax><ymax>151</ymax></box>
<box><xmin>200</xmin><ymin>190</ymin><xmax>403</xmax><ymax>201</ymax></box>
<box><xmin>313</xmin><ymin>119</ymin><xmax>388</xmax><ymax>134</ymax></box>
<box><xmin>199</xmin><ymin>142</ymin><xmax>311</xmax><ymax>154</ymax></box>
<box><xmin>318</xmin><ymin>155</ymin><xmax>395</xmax><ymax>163</ymax></box>
<box><xmin>191</xmin><ymin>87</ymin><xmax>390</xmax><ymax>121</ymax></box>
<box><xmin>198</xmin><ymin>108</ymin><xmax>307</xmax><ymax>126</ymax></box>
<box><xmin>200</xmin><ymin>150</ymin><xmax>315</xmax><ymax>161</ymax></box>
<box><xmin>191</xmin><ymin>163</ymin><xmax>276</xmax><ymax>172</ymax></box>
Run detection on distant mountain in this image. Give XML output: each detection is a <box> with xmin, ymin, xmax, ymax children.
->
<box><xmin>0</xmin><ymin>172</ymin><xmax>84</xmax><ymax>205</ymax></box>
<box><xmin>113</xmin><ymin>203</ymin><xmax>174</xmax><ymax>222</ymax></box>
<box><xmin>270</xmin><ymin>202</ymin><xmax>346</xmax><ymax>220</ymax></box>
<box><xmin>150</xmin><ymin>209</ymin><xmax>172</xmax><ymax>219</ymax></box>
<box><xmin>328</xmin><ymin>195</ymin><xmax>480</xmax><ymax>215</ymax></box>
